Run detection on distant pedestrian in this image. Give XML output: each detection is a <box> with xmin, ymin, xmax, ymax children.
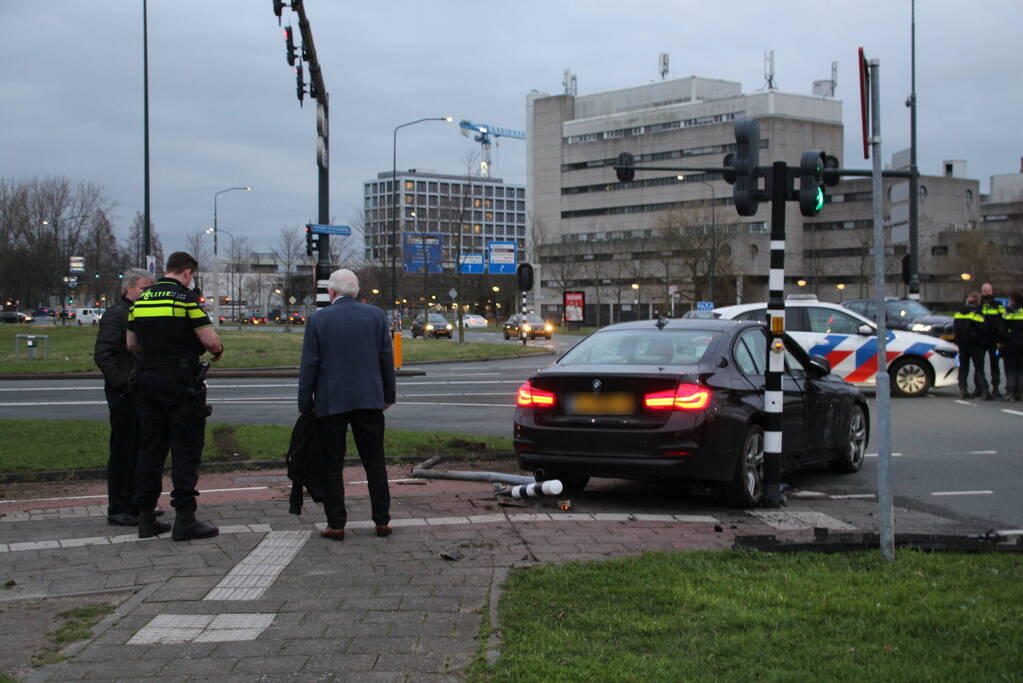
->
<box><xmin>93</xmin><ymin>268</ymin><xmax>155</xmax><ymax>526</ymax></box>
<box><xmin>1002</xmin><ymin>291</ymin><xmax>1023</xmax><ymax>402</ymax></box>
<box><xmin>127</xmin><ymin>252</ymin><xmax>224</xmax><ymax>540</ymax></box>
<box><xmin>953</xmin><ymin>291</ymin><xmax>988</xmax><ymax>400</ymax></box>
<box><xmin>979</xmin><ymin>282</ymin><xmax>1006</xmax><ymax>397</ymax></box>
<box><xmin>298</xmin><ymin>268</ymin><xmax>396</xmax><ymax>541</ymax></box>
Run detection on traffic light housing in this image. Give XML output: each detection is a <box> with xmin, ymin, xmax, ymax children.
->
<box><xmin>296</xmin><ymin>60</ymin><xmax>305</xmax><ymax>105</ymax></box>
<box><xmin>615</xmin><ymin>152</ymin><xmax>635</xmax><ymax>183</ymax></box>
<box><xmin>799</xmin><ymin>151</ymin><xmax>826</xmax><ymax>217</ymax></box>
<box><xmin>517</xmin><ymin>263</ymin><xmax>534</xmax><ymax>292</ymax></box>
<box><xmin>272</xmin><ymin>0</ymin><xmax>285</xmax><ymax>24</ymax></box>
<box><xmin>117</xmin><ymin>272</ymin><xmax>124</xmax><ymax>279</ymax></box>
<box><xmin>284</xmin><ymin>26</ymin><xmax>297</xmax><ymax>66</ymax></box>
<box><xmin>726</xmin><ymin>119</ymin><xmax>762</xmax><ymax>216</ymax></box>
<box><xmin>94</xmin><ymin>272</ymin><xmax>100</xmax><ymax>279</ymax></box>
<box><xmin>305</xmin><ymin>225</ymin><xmax>314</xmax><ymax>255</ymax></box>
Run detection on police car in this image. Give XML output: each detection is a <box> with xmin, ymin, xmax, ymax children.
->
<box><xmin>713</xmin><ymin>296</ymin><xmax>959</xmax><ymax>398</ymax></box>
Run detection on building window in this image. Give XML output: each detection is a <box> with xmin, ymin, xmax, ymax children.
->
<box><xmin>965</xmin><ymin>189</ymin><xmax>973</xmax><ymax>206</ymax></box>
<box><xmin>919</xmin><ymin>185</ymin><xmax>928</xmax><ymax>201</ymax></box>
<box><xmin>931</xmin><ymin>245</ymin><xmax>949</xmax><ymax>256</ymax></box>
<box><xmin>748</xmin><ymin>222</ymin><xmax>768</xmax><ymax>234</ymax></box>
<box><xmin>404</xmin><ymin>180</ymin><xmax>414</xmax><ymax>191</ymax></box>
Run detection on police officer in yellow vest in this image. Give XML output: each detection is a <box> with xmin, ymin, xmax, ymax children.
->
<box><xmin>1003</xmin><ymin>290</ymin><xmax>1023</xmax><ymax>402</ymax></box>
<box><xmin>127</xmin><ymin>252</ymin><xmax>224</xmax><ymax>540</ymax></box>
<box><xmin>979</xmin><ymin>282</ymin><xmax>1006</xmax><ymax>397</ymax></box>
<box><xmin>953</xmin><ymin>291</ymin><xmax>988</xmax><ymax>400</ymax></box>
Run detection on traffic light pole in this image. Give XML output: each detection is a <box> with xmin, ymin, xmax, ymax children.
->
<box><xmin>289</xmin><ymin>0</ymin><xmax>331</xmax><ymax>308</ymax></box>
<box><xmin>762</xmin><ymin>161</ymin><xmax>788</xmax><ymax>508</ymax></box>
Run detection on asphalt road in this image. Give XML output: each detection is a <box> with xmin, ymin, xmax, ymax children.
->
<box><xmin>2</xmin><ymin>330</ymin><xmax>1020</xmax><ymax>530</ymax></box>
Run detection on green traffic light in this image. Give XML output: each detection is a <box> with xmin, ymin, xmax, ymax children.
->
<box><xmin>815</xmin><ymin>187</ymin><xmax>825</xmax><ymax>212</ymax></box>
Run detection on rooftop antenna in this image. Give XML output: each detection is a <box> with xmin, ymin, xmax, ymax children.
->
<box><xmin>659</xmin><ymin>53</ymin><xmax>670</xmax><ymax>81</ymax></box>
<box><xmin>813</xmin><ymin>60</ymin><xmax>838</xmax><ymax>97</ymax></box>
<box><xmin>762</xmin><ymin>49</ymin><xmax>777</xmax><ymax>90</ymax></box>
<box><xmin>562</xmin><ymin>69</ymin><xmax>577</xmax><ymax>96</ymax></box>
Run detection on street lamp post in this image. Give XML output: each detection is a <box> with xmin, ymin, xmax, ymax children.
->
<box><xmin>212</xmin><ymin>187</ymin><xmax>251</xmax><ymax>258</ymax></box>
<box><xmin>631</xmin><ymin>282</ymin><xmax>640</xmax><ymax>319</ymax></box>
<box><xmin>679</xmin><ymin>175</ymin><xmax>718</xmax><ymax>303</ymax></box>
<box><xmin>390</xmin><ymin>117</ymin><xmax>452</xmax><ymax>311</ymax></box>
<box><xmin>206</xmin><ymin>226</ymin><xmax>239</xmax><ymax>322</ymax></box>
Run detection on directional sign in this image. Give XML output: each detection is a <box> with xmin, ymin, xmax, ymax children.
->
<box><xmin>696</xmin><ymin>301</ymin><xmax>714</xmax><ymax>311</ymax></box>
<box><xmin>307</xmin><ymin>223</ymin><xmax>351</xmax><ymax>236</ymax></box>
<box><xmin>487</xmin><ymin>241</ymin><xmax>516</xmax><ymax>274</ymax></box>
<box><xmin>403</xmin><ymin>232</ymin><xmax>443</xmax><ymax>274</ymax></box>
<box><xmin>459</xmin><ymin>253</ymin><xmax>484</xmax><ymax>275</ymax></box>
<box><xmin>288</xmin><ymin>296</ymin><xmax>297</xmax><ymax>305</ymax></box>
<box><xmin>69</xmin><ymin>256</ymin><xmax>85</xmax><ymax>274</ymax></box>
<box><xmin>448</xmin><ymin>288</ymin><xmax>458</xmax><ymax>300</ymax></box>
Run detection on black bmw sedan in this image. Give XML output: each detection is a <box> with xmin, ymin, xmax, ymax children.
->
<box><xmin>514</xmin><ymin>318</ymin><xmax>869</xmax><ymax>508</ymax></box>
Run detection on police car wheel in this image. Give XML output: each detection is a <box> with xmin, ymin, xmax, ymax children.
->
<box><xmin>830</xmin><ymin>404</ymin><xmax>867</xmax><ymax>473</ymax></box>
<box><xmin>722</xmin><ymin>424</ymin><xmax>764</xmax><ymax>508</ymax></box>
<box><xmin>889</xmin><ymin>358</ymin><xmax>932</xmax><ymax>398</ymax></box>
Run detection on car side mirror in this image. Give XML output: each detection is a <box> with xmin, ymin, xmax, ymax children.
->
<box><xmin>808</xmin><ymin>355</ymin><xmax>831</xmax><ymax>377</ymax></box>
<box><xmin>857</xmin><ymin>324</ymin><xmax>873</xmax><ymax>335</ymax></box>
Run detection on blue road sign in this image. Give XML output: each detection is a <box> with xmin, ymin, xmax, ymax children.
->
<box><xmin>459</xmin><ymin>253</ymin><xmax>484</xmax><ymax>274</ymax></box>
<box><xmin>696</xmin><ymin>301</ymin><xmax>714</xmax><ymax>311</ymax></box>
<box><xmin>307</xmin><ymin>223</ymin><xmax>352</xmax><ymax>236</ymax></box>
<box><xmin>403</xmin><ymin>232</ymin><xmax>443</xmax><ymax>274</ymax></box>
<box><xmin>487</xmin><ymin>241</ymin><xmax>517</xmax><ymax>274</ymax></box>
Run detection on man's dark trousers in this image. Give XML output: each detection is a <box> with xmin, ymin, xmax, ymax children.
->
<box><xmin>105</xmin><ymin>387</ymin><xmax>140</xmax><ymax>516</ymax></box>
<box><xmin>319</xmin><ymin>409</ymin><xmax>389</xmax><ymax>530</ymax></box>
<box><xmin>134</xmin><ymin>371</ymin><xmax>204</xmax><ymax>511</ymax></box>
<box><xmin>983</xmin><ymin>345</ymin><xmax>1001</xmax><ymax>392</ymax></box>
<box><xmin>958</xmin><ymin>346</ymin><xmax>988</xmax><ymax>396</ymax></box>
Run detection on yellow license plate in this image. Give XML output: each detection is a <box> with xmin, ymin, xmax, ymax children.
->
<box><xmin>567</xmin><ymin>393</ymin><xmax>635</xmax><ymax>415</ymax></box>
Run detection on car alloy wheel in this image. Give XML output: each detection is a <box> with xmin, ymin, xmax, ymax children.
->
<box><xmin>890</xmin><ymin>358</ymin><xmax>931</xmax><ymax>398</ymax></box>
<box><xmin>724</xmin><ymin>425</ymin><xmax>764</xmax><ymax>508</ymax></box>
<box><xmin>831</xmin><ymin>404</ymin><xmax>867</xmax><ymax>473</ymax></box>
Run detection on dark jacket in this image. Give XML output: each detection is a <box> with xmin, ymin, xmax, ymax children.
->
<box><xmin>93</xmin><ymin>296</ymin><xmax>139</xmax><ymax>392</ymax></box>
<box><xmin>286</xmin><ymin>411</ymin><xmax>325</xmax><ymax>503</ymax></box>
<box><xmin>953</xmin><ymin>302</ymin><xmax>984</xmax><ymax>350</ymax></box>
<box><xmin>1003</xmin><ymin>305</ymin><xmax>1023</xmax><ymax>353</ymax></box>
<box><xmin>298</xmin><ymin>297</ymin><xmax>396</xmax><ymax>416</ymax></box>
<box><xmin>979</xmin><ymin>295</ymin><xmax>1006</xmax><ymax>347</ymax></box>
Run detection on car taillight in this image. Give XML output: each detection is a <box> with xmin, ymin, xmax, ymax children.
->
<box><xmin>643</xmin><ymin>383</ymin><xmax>711</xmax><ymax>411</ymax></box>
<box><xmin>516</xmin><ymin>381</ymin><xmax>556</xmax><ymax>407</ymax></box>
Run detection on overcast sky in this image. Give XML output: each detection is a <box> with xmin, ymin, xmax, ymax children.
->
<box><xmin>3</xmin><ymin>1</ymin><xmax>1021</xmax><ymax>258</ymax></box>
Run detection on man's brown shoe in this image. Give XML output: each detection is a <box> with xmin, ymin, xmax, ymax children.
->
<box><xmin>375</xmin><ymin>525</ymin><xmax>392</xmax><ymax>538</ymax></box>
<box><xmin>321</xmin><ymin>528</ymin><xmax>345</xmax><ymax>541</ymax></box>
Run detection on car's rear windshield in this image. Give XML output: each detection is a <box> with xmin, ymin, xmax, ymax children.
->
<box><xmin>558</xmin><ymin>329</ymin><xmax>719</xmax><ymax>366</ymax></box>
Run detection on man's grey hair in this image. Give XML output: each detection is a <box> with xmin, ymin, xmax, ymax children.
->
<box><xmin>121</xmin><ymin>268</ymin><xmax>155</xmax><ymax>295</ymax></box>
<box><xmin>327</xmin><ymin>268</ymin><xmax>360</xmax><ymax>298</ymax></box>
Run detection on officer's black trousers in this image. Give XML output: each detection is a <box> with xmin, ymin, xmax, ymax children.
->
<box><xmin>134</xmin><ymin>371</ymin><xmax>204</xmax><ymax>511</ymax></box>
<box><xmin>958</xmin><ymin>345</ymin><xmax>988</xmax><ymax>396</ymax></box>
<box><xmin>982</xmin><ymin>345</ymin><xmax>1002</xmax><ymax>391</ymax></box>
<box><xmin>105</xmin><ymin>387</ymin><xmax>140</xmax><ymax>516</ymax></box>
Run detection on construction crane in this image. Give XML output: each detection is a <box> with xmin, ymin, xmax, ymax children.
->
<box><xmin>459</xmin><ymin>120</ymin><xmax>526</xmax><ymax>177</ymax></box>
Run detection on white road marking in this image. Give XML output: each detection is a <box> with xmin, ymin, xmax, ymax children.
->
<box><xmin>966</xmin><ymin>450</ymin><xmax>998</xmax><ymax>455</ymax></box>
<box><xmin>865</xmin><ymin>452</ymin><xmax>903</xmax><ymax>458</ymax></box>
<box><xmin>395</xmin><ymin>401</ymin><xmax>515</xmax><ymax>408</ymax></box>
<box><xmin>204</xmin><ymin>530</ymin><xmax>311</xmax><ymax>601</ymax></box>
<box><xmin>931</xmin><ymin>490</ymin><xmax>994</xmax><ymax>496</ymax></box>
<box><xmin>129</xmin><ymin>613</ymin><xmax>276</xmax><ymax>645</ymax></box>
<box><xmin>1002</xmin><ymin>409</ymin><xmax>1023</xmax><ymax>417</ymax></box>
<box><xmin>830</xmin><ymin>493</ymin><xmax>876</xmax><ymax>499</ymax></box>
<box><xmin>0</xmin><ymin>400</ymin><xmax>108</xmax><ymax>407</ymax></box>
<box><xmin>0</xmin><ymin>486</ymin><xmax>268</xmax><ymax>505</ymax></box>
<box><xmin>954</xmin><ymin>400</ymin><xmax>974</xmax><ymax>406</ymax></box>
<box><xmin>748</xmin><ymin>510</ymin><xmax>856</xmax><ymax>530</ymax></box>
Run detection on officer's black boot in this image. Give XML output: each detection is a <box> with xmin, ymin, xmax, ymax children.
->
<box><xmin>172</xmin><ymin>507</ymin><xmax>219</xmax><ymax>541</ymax></box>
<box><xmin>138</xmin><ymin>509</ymin><xmax>171</xmax><ymax>538</ymax></box>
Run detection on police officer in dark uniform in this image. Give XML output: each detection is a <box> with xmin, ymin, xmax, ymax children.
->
<box><xmin>127</xmin><ymin>252</ymin><xmax>224</xmax><ymax>540</ymax></box>
<box><xmin>94</xmin><ymin>267</ymin><xmax>155</xmax><ymax>526</ymax></box>
<box><xmin>979</xmin><ymin>282</ymin><xmax>1006</xmax><ymax>397</ymax></box>
<box><xmin>954</xmin><ymin>291</ymin><xmax>988</xmax><ymax>400</ymax></box>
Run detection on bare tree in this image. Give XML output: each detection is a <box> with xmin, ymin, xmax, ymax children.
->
<box><xmin>126</xmin><ymin>212</ymin><xmax>164</xmax><ymax>270</ymax></box>
<box><xmin>184</xmin><ymin>230</ymin><xmax>212</xmax><ymax>269</ymax></box>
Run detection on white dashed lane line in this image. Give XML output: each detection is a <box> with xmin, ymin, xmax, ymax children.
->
<box><xmin>930</xmin><ymin>490</ymin><xmax>994</xmax><ymax>496</ymax></box>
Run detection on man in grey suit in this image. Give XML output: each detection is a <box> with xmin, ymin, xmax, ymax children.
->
<box><xmin>298</xmin><ymin>268</ymin><xmax>396</xmax><ymax>541</ymax></box>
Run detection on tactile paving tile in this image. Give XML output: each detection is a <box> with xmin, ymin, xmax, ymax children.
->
<box><xmin>203</xmin><ymin>530</ymin><xmax>311</xmax><ymax>601</ymax></box>
<box><xmin>128</xmin><ymin>613</ymin><xmax>275</xmax><ymax>645</ymax></box>
<box><xmin>747</xmin><ymin>510</ymin><xmax>856</xmax><ymax>531</ymax></box>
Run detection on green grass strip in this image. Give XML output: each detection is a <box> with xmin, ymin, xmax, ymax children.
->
<box><xmin>0</xmin><ymin>325</ymin><xmax>547</xmax><ymax>374</ymax></box>
<box><xmin>471</xmin><ymin>550</ymin><xmax>1023</xmax><ymax>682</ymax></box>
<box><xmin>0</xmin><ymin>419</ymin><xmax>512</xmax><ymax>475</ymax></box>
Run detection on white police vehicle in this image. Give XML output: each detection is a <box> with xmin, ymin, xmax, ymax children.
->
<box><xmin>713</xmin><ymin>296</ymin><xmax>959</xmax><ymax>398</ymax></box>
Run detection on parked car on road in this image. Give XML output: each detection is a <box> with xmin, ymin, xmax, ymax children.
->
<box><xmin>461</xmin><ymin>313</ymin><xmax>489</xmax><ymax>329</ymax></box>
<box><xmin>32</xmin><ymin>307</ymin><xmax>56</xmax><ymax>318</ymax></box>
<box><xmin>411</xmin><ymin>313</ymin><xmax>453</xmax><ymax>338</ymax></box>
<box><xmin>287</xmin><ymin>311</ymin><xmax>305</xmax><ymax>325</ymax></box>
<box><xmin>503</xmin><ymin>313</ymin><xmax>554</xmax><ymax>340</ymax></box>
<box><xmin>713</xmin><ymin>296</ymin><xmax>959</xmax><ymax>398</ymax></box>
<box><xmin>58</xmin><ymin>310</ymin><xmax>76</xmax><ymax>320</ymax></box>
<box><xmin>241</xmin><ymin>312</ymin><xmax>268</xmax><ymax>325</ymax></box>
<box><xmin>74</xmin><ymin>308</ymin><xmax>103</xmax><ymax>325</ymax></box>
<box><xmin>841</xmin><ymin>298</ymin><xmax>955</xmax><ymax>341</ymax></box>
<box><xmin>514</xmin><ymin>318</ymin><xmax>868</xmax><ymax>507</ymax></box>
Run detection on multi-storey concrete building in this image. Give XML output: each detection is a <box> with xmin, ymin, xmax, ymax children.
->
<box><xmin>526</xmin><ymin>76</ymin><xmax>1019</xmax><ymax>322</ymax></box>
<box><xmin>362</xmin><ymin>170</ymin><xmax>526</xmax><ymax>275</ymax></box>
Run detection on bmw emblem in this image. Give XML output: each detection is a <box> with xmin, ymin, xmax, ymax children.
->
<box><xmin>591</xmin><ymin>379</ymin><xmax>602</xmax><ymax>392</ymax></box>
